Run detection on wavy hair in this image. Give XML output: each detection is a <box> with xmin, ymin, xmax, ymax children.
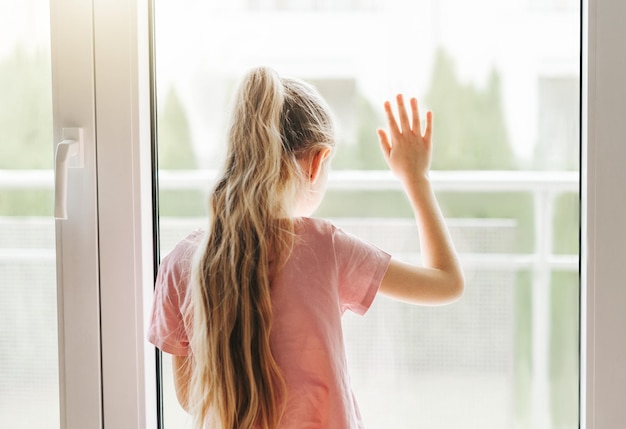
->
<box><xmin>186</xmin><ymin>67</ymin><xmax>335</xmax><ymax>429</ymax></box>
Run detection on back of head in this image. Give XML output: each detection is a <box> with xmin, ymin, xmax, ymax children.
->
<box><xmin>224</xmin><ymin>67</ymin><xmax>335</xmax><ymax>217</ymax></box>
<box><xmin>188</xmin><ymin>67</ymin><xmax>334</xmax><ymax>429</ymax></box>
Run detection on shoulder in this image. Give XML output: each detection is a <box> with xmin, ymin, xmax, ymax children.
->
<box><xmin>296</xmin><ymin>216</ymin><xmax>346</xmax><ymax>242</ymax></box>
<box><xmin>295</xmin><ymin>217</ymin><xmax>351</xmax><ymax>254</ymax></box>
<box><xmin>296</xmin><ymin>217</ymin><xmax>390</xmax><ymax>260</ymax></box>
<box><xmin>296</xmin><ymin>216</ymin><xmax>333</xmax><ymax>234</ymax></box>
<box><xmin>166</xmin><ymin>229</ymin><xmax>205</xmax><ymax>257</ymax></box>
<box><xmin>159</xmin><ymin>229</ymin><xmax>206</xmax><ymax>280</ymax></box>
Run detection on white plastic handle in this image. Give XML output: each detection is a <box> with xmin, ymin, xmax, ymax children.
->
<box><xmin>54</xmin><ymin>128</ymin><xmax>84</xmax><ymax>220</ymax></box>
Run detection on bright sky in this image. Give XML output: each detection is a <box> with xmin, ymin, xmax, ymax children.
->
<box><xmin>154</xmin><ymin>0</ymin><xmax>579</xmax><ymax>162</ymax></box>
<box><xmin>1</xmin><ymin>0</ymin><xmax>579</xmax><ymax>162</ymax></box>
<box><xmin>0</xmin><ymin>0</ymin><xmax>50</xmax><ymax>59</ymax></box>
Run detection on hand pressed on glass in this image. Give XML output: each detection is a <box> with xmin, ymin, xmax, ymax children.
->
<box><xmin>377</xmin><ymin>94</ymin><xmax>464</xmax><ymax>305</ymax></box>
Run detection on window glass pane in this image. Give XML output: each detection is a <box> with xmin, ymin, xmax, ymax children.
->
<box><xmin>0</xmin><ymin>2</ymin><xmax>59</xmax><ymax>428</ymax></box>
<box><xmin>154</xmin><ymin>0</ymin><xmax>580</xmax><ymax>427</ymax></box>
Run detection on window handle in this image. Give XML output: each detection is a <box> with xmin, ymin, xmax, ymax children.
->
<box><xmin>54</xmin><ymin>128</ymin><xmax>84</xmax><ymax>220</ymax></box>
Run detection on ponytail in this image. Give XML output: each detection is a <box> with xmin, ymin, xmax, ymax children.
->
<box><xmin>187</xmin><ymin>67</ymin><xmax>335</xmax><ymax>429</ymax></box>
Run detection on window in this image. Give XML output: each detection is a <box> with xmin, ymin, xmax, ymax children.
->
<box><xmin>154</xmin><ymin>0</ymin><xmax>580</xmax><ymax>427</ymax></box>
<box><xmin>0</xmin><ymin>2</ymin><xmax>59</xmax><ymax>427</ymax></box>
<box><xmin>14</xmin><ymin>0</ymin><xmax>625</xmax><ymax>427</ymax></box>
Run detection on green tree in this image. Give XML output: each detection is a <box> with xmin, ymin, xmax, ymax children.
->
<box><xmin>157</xmin><ymin>87</ymin><xmax>196</xmax><ymax>169</ymax></box>
<box><xmin>532</xmin><ymin>77</ymin><xmax>580</xmax><ymax>171</ymax></box>
<box><xmin>331</xmin><ymin>93</ymin><xmax>386</xmax><ymax>171</ymax></box>
<box><xmin>425</xmin><ymin>49</ymin><xmax>515</xmax><ymax>170</ymax></box>
<box><xmin>354</xmin><ymin>95</ymin><xmax>387</xmax><ymax>170</ymax></box>
<box><xmin>0</xmin><ymin>47</ymin><xmax>52</xmax><ymax>169</ymax></box>
<box><xmin>424</xmin><ymin>49</ymin><xmax>579</xmax><ymax>428</ymax></box>
<box><xmin>157</xmin><ymin>87</ymin><xmax>206</xmax><ymax>216</ymax></box>
<box><xmin>0</xmin><ymin>47</ymin><xmax>53</xmax><ymax>215</ymax></box>
<box><xmin>425</xmin><ymin>48</ymin><xmax>545</xmax><ymax>427</ymax></box>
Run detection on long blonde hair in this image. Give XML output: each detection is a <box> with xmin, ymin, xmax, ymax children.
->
<box><xmin>187</xmin><ymin>67</ymin><xmax>334</xmax><ymax>429</ymax></box>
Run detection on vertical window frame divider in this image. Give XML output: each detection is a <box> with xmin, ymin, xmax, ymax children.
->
<box><xmin>582</xmin><ymin>0</ymin><xmax>626</xmax><ymax>427</ymax></box>
<box><xmin>50</xmin><ymin>0</ymin><xmax>102</xmax><ymax>426</ymax></box>
<box><xmin>91</xmin><ymin>0</ymin><xmax>157</xmax><ymax>427</ymax></box>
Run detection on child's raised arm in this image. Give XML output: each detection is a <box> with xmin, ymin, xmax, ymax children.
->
<box><xmin>377</xmin><ymin>95</ymin><xmax>464</xmax><ymax>305</ymax></box>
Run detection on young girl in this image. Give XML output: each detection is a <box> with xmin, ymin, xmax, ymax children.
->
<box><xmin>148</xmin><ymin>67</ymin><xmax>464</xmax><ymax>429</ymax></box>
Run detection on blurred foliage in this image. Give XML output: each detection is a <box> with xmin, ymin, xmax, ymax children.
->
<box><xmin>318</xmin><ymin>190</ymin><xmax>536</xmax><ymax>252</ymax></box>
<box><xmin>0</xmin><ymin>47</ymin><xmax>52</xmax><ymax>170</ymax></box>
<box><xmin>437</xmin><ymin>192</ymin><xmax>535</xmax><ymax>252</ymax></box>
<box><xmin>0</xmin><ymin>47</ymin><xmax>53</xmax><ymax>215</ymax></box>
<box><xmin>157</xmin><ymin>87</ymin><xmax>206</xmax><ymax>216</ymax></box>
<box><xmin>0</xmin><ymin>190</ymin><xmax>53</xmax><ymax>216</ymax></box>
<box><xmin>354</xmin><ymin>96</ymin><xmax>388</xmax><ymax>170</ymax></box>
<box><xmin>157</xmin><ymin>88</ymin><xmax>197</xmax><ymax>169</ymax></box>
<box><xmin>332</xmin><ymin>94</ymin><xmax>387</xmax><ymax>170</ymax></box>
<box><xmin>425</xmin><ymin>49</ymin><xmax>516</xmax><ymax>170</ymax></box>
<box><xmin>317</xmin><ymin>190</ymin><xmax>412</xmax><ymax>218</ymax></box>
<box><xmin>532</xmin><ymin>77</ymin><xmax>580</xmax><ymax>171</ymax></box>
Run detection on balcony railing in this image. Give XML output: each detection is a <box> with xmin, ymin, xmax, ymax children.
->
<box><xmin>0</xmin><ymin>169</ymin><xmax>579</xmax><ymax>428</ymax></box>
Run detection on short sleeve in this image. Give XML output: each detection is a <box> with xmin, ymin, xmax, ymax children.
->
<box><xmin>331</xmin><ymin>225</ymin><xmax>392</xmax><ymax>315</ymax></box>
<box><xmin>147</xmin><ymin>233</ymin><xmax>201</xmax><ymax>356</ymax></box>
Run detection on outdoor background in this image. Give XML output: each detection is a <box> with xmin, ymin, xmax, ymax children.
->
<box><xmin>0</xmin><ymin>0</ymin><xmax>580</xmax><ymax>428</ymax></box>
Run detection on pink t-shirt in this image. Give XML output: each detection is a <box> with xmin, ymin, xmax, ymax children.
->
<box><xmin>148</xmin><ymin>217</ymin><xmax>391</xmax><ymax>428</ymax></box>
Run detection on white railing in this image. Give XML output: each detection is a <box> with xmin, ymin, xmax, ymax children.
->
<box><xmin>0</xmin><ymin>168</ymin><xmax>578</xmax><ymax>193</ymax></box>
<box><xmin>157</xmin><ymin>169</ymin><xmax>578</xmax><ymax>429</ymax></box>
<box><xmin>0</xmin><ymin>169</ymin><xmax>579</xmax><ymax>428</ymax></box>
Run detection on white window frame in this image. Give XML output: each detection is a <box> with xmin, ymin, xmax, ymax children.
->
<box><xmin>51</xmin><ymin>0</ymin><xmax>156</xmax><ymax>427</ymax></box>
<box><xmin>581</xmin><ymin>0</ymin><xmax>626</xmax><ymax>427</ymax></box>
<box><xmin>50</xmin><ymin>0</ymin><xmax>626</xmax><ymax>427</ymax></box>
<box><xmin>51</xmin><ymin>0</ymin><xmax>102</xmax><ymax>426</ymax></box>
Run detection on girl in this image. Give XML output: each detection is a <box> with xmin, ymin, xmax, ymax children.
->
<box><xmin>148</xmin><ymin>67</ymin><xmax>464</xmax><ymax>429</ymax></box>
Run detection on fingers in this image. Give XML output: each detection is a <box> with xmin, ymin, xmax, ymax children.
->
<box><xmin>383</xmin><ymin>101</ymin><xmax>401</xmax><ymax>139</ymax></box>
<box><xmin>423</xmin><ymin>110</ymin><xmax>433</xmax><ymax>143</ymax></box>
<box><xmin>410</xmin><ymin>97</ymin><xmax>422</xmax><ymax>136</ymax></box>
<box><xmin>376</xmin><ymin>128</ymin><xmax>391</xmax><ymax>160</ymax></box>
<box><xmin>385</xmin><ymin>95</ymin><xmax>428</xmax><ymax>137</ymax></box>
<box><xmin>396</xmin><ymin>94</ymin><xmax>411</xmax><ymax>134</ymax></box>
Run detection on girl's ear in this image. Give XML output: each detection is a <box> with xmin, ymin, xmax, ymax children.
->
<box><xmin>309</xmin><ymin>147</ymin><xmax>333</xmax><ymax>184</ymax></box>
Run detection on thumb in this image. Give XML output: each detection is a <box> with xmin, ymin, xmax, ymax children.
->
<box><xmin>377</xmin><ymin>128</ymin><xmax>391</xmax><ymax>162</ymax></box>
